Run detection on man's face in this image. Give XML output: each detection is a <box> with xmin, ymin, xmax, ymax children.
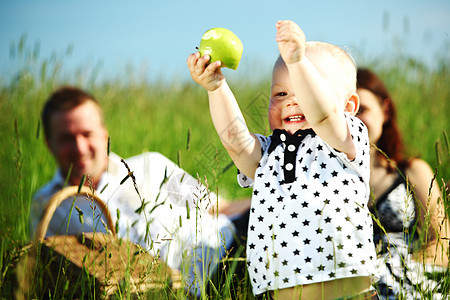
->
<box><xmin>46</xmin><ymin>101</ymin><xmax>109</xmax><ymax>186</ymax></box>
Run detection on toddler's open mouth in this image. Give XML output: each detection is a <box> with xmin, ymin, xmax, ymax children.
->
<box><xmin>285</xmin><ymin>115</ymin><xmax>305</xmax><ymax>122</ymax></box>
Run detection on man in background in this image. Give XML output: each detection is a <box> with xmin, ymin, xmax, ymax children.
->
<box><xmin>30</xmin><ymin>86</ymin><xmax>250</xmax><ymax>295</ymax></box>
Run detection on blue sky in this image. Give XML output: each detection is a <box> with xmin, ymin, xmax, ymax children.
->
<box><xmin>1</xmin><ymin>0</ymin><xmax>449</xmax><ymax>82</ymax></box>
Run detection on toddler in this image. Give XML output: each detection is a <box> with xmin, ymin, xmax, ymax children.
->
<box><xmin>187</xmin><ymin>20</ymin><xmax>378</xmax><ymax>299</ymax></box>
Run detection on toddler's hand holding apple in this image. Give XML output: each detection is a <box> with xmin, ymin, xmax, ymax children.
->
<box><xmin>187</xmin><ymin>27</ymin><xmax>243</xmax><ymax>91</ymax></box>
<box><xmin>187</xmin><ymin>51</ymin><xmax>225</xmax><ymax>92</ymax></box>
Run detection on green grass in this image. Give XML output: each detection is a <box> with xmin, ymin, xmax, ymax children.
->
<box><xmin>0</xmin><ymin>37</ymin><xmax>449</xmax><ymax>299</ymax></box>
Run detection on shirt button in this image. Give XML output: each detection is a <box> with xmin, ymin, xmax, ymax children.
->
<box><xmin>288</xmin><ymin>144</ymin><xmax>296</xmax><ymax>152</ymax></box>
<box><xmin>285</xmin><ymin>163</ymin><xmax>293</xmax><ymax>171</ymax></box>
<box><xmin>280</xmin><ymin>134</ymin><xmax>286</xmax><ymax>141</ymax></box>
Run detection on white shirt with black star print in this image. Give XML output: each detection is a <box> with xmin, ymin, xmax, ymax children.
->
<box><xmin>238</xmin><ymin>113</ymin><xmax>378</xmax><ymax>295</ymax></box>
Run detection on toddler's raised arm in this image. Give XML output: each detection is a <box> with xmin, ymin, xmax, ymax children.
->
<box><xmin>187</xmin><ymin>52</ymin><xmax>261</xmax><ymax>178</ymax></box>
<box><xmin>276</xmin><ymin>20</ymin><xmax>358</xmax><ymax>159</ymax></box>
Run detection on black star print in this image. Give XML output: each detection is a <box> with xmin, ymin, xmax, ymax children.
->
<box><xmin>356</xmin><ymin>225</ymin><xmax>363</xmax><ymax>230</ymax></box>
<box><xmin>337</xmin><ymin>244</ymin><xmax>344</xmax><ymax>250</ymax></box>
<box><xmin>290</xmin><ymin>193</ymin><xmax>297</xmax><ymax>200</ymax></box>
<box><xmin>281</xmin><ymin>241</ymin><xmax>288</xmax><ymax>247</ymax></box>
<box><xmin>336</xmin><ymin>226</ymin><xmax>342</xmax><ymax>231</ymax></box>
<box><xmin>301</xmin><ymin>184</ymin><xmax>308</xmax><ymax>189</ymax></box>
<box><xmin>317</xmin><ymin>145</ymin><xmax>323</xmax><ymax>151</ymax></box>
<box><xmin>258</xmin><ymin>215</ymin><xmax>264</xmax><ymax>222</ymax></box>
<box><xmin>338</xmin><ymin>262</ymin><xmax>346</xmax><ymax>268</ymax></box>
<box><xmin>293</xmin><ymin>249</ymin><xmax>300</xmax><ymax>256</ymax></box>
<box><xmin>351</xmin><ymin>269</ymin><xmax>358</xmax><ymax>275</ymax></box>
<box><xmin>274</xmin><ymin>271</ymin><xmax>279</xmax><ymax>277</ymax></box>
<box><xmin>283</xmin><ymin>278</ymin><xmax>289</xmax><ymax>283</ymax></box>
<box><xmin>316</xmin><ymin>228</ymin><xmax>323</xmax><ymax>234</ymax></box>
<box><xmin>304</xmin><ymin>257</ymin><xmax>312</xmax><ymax>263</ymax></box>
<box><xmin>329</xmin><ymin>272</ymin><xmax>335</xmax><ymax>278</ymax></box>
<box><xmin>291</xmin><ymin>212</ymin><xmax>298</xmax><ymax>218</ymax></box>
<box><xmin>257</xmin><ymin>173</ymin><xmax>263</xmax><ymax>178</ymax></box>
<box><xmin>274</xmin><ymin>155</ymin><xmax>280</xmax><ymax>161</ymax></box>
<box><xmin>303</xmin><ymin>238</ymin><xmax>311</xmax><ymax>245</ymax></box>
<box><xmin>331</xmin><ymin>170</ymin><xmax>338</xmax><ymax>177</ymax></box>
<box><xmin>320</xmin><ymin>162</ymin><xmax>327</xmax><ymax>169</ymax></box>
<box><xmin>342</xmin><ymin>179</ymin><xmax>349</xmax><ymax>185</ymax></box>
<box><xmin>260</xmin><ymin>199</ymin><xmax>266</xmax><ymax>204</ymax></box>
<box><xmin>258</xmin><ymin>234</ymin><xmax>264</xmax><ymax>240</ymax></box>
<box><xmin>313</xmin><ymin>191</ymin><xmax>320</xmax><ymax>197</ymax></box>
<box><xmin>306</xmin><ymin>148</ymin><xmax>313</xmax><ymax>154</ymax></box>
<box><xmin>282</xmin><ymin>260</ymin><xmax>288</xmax><ymax>266</ymax></box>
<box><xmin>292</xmin><ymin>230</ymin><xmax>299</xmax><ymax>237</ymax></box>
<box><xmin>271</xmin><ymin>233</ymin><xmax>277</xmax><ymax>240</ymax></box>
<box><xmin>294</xmin><ymin>267</ymin><xmax>301</xmax><ymax>273</ymax></box>
<box><xmin>324</xmin><ymin>199</ymin><xmax>330</xmax><ymax>205</ymax></box>
<box><xmin>333</xmin><ymin>189</ymin><xmax>339</xmax><ymax>195</ymax></box>
<box><xmin>272</xmin><ymin>252</ymin><xmax>278</xmax><ymax>258</ymax></box>
<box><xmin>265</xmin><ymin>182</ymin><xmax>270</xmax><ymax>188</ymax></box>
<box><xmin>317</xmin><ymin>246</ymin><xmax>324</xmax><ymax>253</ymax></box>
<box><xmin>268</xmin><ymin>224</ymin><xmax>273</xmax><ymax>230</ymax></box>
<box><xmin>279</xmin><ymin>222</ymin><xmax>286</xmax><ymax>229</ymax></box>
<box><xmin>344</xmin><ymin>198</ymin><xmax>350</xmax><ymax>203</ymax></box>
<box><xmin>313</xmin><ymin>173</ymin><xmax>320</xmax><ymax>179</ymax></box>
<box><xmin>355</xmin><ymin>207</ymin><xmax>360</xmax><ymax>213</ymax></box>
<box><xmin>315</xmin><ymin>209</ymin><xmax>321</xmax><ymax>215</ymax></box>
<box><xmin>273</xmin><ymin>170</ymin><xmax>278</xmax><ymax>176</ymax></box>
<box><xmin>326</xmin><ymin>254</ymin><xmax>333</xmax><ymax>260</ymax></box>
<box><xmin>301</xmin><ymin>201</ymin><xmax>308</xmax><ymax>207</ymax></box>
<box><xmin>318</xmin><ymin>265</ymin><xmax>325</xmax><ymax>271</ymax></box>
<box><xmin>249</xmin><ymin>243</ymin><xmax>255</xmax><ymax>249</ymax></box>
<box><xmin>335</xmin><ymin>207</ymin><xmax>341</xmax><ymax>213</ymax></box>
<box><xmin>306</xmin><ymin>275</ymin><xmax>313</xmax><ymax>280</ymax></box>
<box><xmin>268</xmin><ymin>206</ymin><xmax>275</xmax><ymax>212</ymax></box>
<box><xmin>270</xmin><ymin>188</ymin><xmax>276</xmax><ymax>194</ymax></box>
<box><xmin>277</xmin><ymin>196</ymin><xmax>284</xmax><ymax>202</ymax></box>
<box><xmin>329</xmin><ymin>152</ymin><xmax>336</xmax><ymax>159</ymax></box>
<box><xmin>324</xmin><ymin>216</ymin><xmax>332</xmax><ymax>223</ymax></box>
<box><xmin>325</xmin><ymin>236</ymin><xmax>333</xmax><ymax>242</ymax></box>
<box><xmin>253</xmin><ymin>190</ymin><xmax>259</xmax><ymax>195</ymax></box>
<box><xmin>302</xmin><ymin>219</ymin><xmax>310</xmax><ymax>226</ymax></box>
<box><xmin>357</xmin><ymin>243</ymin><xmax>363</xmax><ymax>249</ymax></box>
<box><xmin>322</xmin><ymin>181</ymin><xmax>328</xmax><ymax>187</ymax></box>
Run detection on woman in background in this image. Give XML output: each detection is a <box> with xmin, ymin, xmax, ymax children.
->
<box><xmin>356</xmin><ymin>68</ymin><xmax>449</xmax><ymax>299</ymax></box>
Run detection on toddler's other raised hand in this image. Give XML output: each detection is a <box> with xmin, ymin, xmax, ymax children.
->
<box><xmin>275</xmin><ymin>20</ymin><xmax>306</xmax><ymax>65</ymax></box>
<box><xmin>187</xmin><ymin>52</ymin><xmax>225</xmax><ymax>91</ymax></box>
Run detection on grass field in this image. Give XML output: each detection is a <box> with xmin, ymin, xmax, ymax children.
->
<box><xmin>0</xmin><ymin>38</ymin><xmax>449</xmax><ymax>298</ymax></box>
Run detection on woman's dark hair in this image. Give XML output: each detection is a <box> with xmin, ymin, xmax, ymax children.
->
<box><xmin>357</xmin><ymin>68</ymin><xmax>408</xmax><ymax>172</ymax></box>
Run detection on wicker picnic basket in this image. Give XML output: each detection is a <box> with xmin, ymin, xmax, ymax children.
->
<box><xmin>16</xmin><ymin>186</ymin><xmax>181</xmax><ymax>299</ymax></box>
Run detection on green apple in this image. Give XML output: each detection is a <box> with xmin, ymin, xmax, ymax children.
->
<box><xmin>199</xmin><ymin>27</ymin><xmax>243</xmax><ymax>70</ymax></box>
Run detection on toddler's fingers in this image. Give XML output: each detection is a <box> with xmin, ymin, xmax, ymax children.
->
<box><xmin>194</xmin><ymin>54</ymin><xmax>211</xmax><ymax>75</ymax></box>
<box><xmin>205</xmin><ymin>60</ymin><xmax>222</xmax><ymax>75</ymax></box>
<box><xmin>187</xmin><ymin>52</ymin><xmax>201</xmax><ymax>73</ymax></box>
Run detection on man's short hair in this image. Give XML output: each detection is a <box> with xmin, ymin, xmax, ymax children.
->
<box><xmin>42</xmin><ymin>86</ymin><xmax>103</xmax><ymax>139</ymax></box>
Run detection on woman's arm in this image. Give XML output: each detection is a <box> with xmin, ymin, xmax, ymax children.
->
<box><xmin>408</xmin><ymin>158</ymin><xmax>449</xmax><ymax>266</ymax></box>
